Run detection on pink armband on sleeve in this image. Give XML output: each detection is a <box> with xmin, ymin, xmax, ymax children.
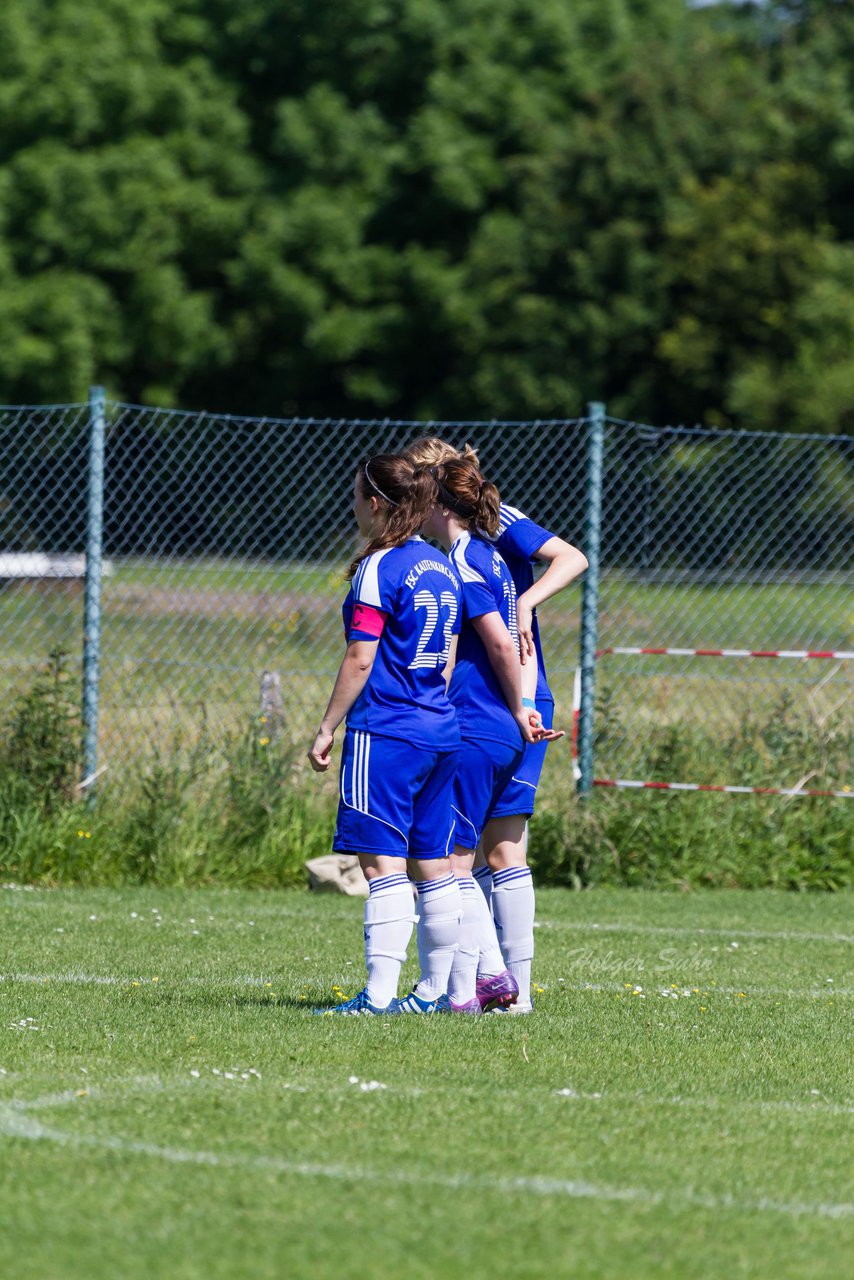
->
<box><xmin>350</xmin><ymin>603</ymin><xmax>387</xmax><ymax>639</ymax></box>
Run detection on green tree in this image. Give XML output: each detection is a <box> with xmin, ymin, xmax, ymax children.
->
<box><xmin>0</xmin><ymin>0</ymin><xmax>852</xmax><ymax>429</ymax></box>
<box><xmin>0</xmin><ymin>0</ymin><xmax>258</xmax><ymax>404</ymax></box>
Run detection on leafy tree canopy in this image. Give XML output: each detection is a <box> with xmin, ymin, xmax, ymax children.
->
<box><xmin>0</xmin><ymin>0</ymin><xmax>851</xmax><ymax>430</ymax></box>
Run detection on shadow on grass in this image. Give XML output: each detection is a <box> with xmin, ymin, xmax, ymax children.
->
<box><xmin>145</xmin><ymin>985</ymin><xmax>339</xmax><ymax>1013</ymax></box>
<box><xmin>223</xmin><ymin>992</ymin><xmax>336</xmax><ymax>1012</ymax></box>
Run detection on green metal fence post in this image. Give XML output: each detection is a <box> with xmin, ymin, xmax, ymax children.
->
<box><xmin>577</xmin><ymin>401</ymin><xmax>605</xmax><ymax>794</ymax></box>
<box><xmin>82</xmin><ymin>386</ymin><xmax>106</xmax><ymax>800</ymax></box>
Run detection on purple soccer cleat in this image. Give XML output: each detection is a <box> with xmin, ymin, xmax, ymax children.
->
<box><xmin>446</xmin><ymin>997</ymin><xmax>481</xmax><ymax>1014</ymax></box>
<box><xmin>475</xmin><ymin>969</ymin><xmax>519</xmax><ymax>1012</ymax></box>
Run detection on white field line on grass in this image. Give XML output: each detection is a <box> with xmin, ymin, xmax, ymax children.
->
<box><xmin>4</xmin><ymin>1078</ymin><xmax>165</xmax><ymax>1112</ymax></box>
<box><xmin>2</xmin><ymin>971</ymin><xmax>852</xmax><ymax>999</ymax></box>
<box><xmin>3</xmin><ymin>887</ymin><xmax>852</xmax><ymax>944</ymax></box>
<box><xmin>0</xmin><ymin>1093</ymin><xmax>851</xmax><ymax>1223</ymax></box>
<box><xmin>8</xmin><ymin>1080</ymin><xmax>854</xmax><ymax>1121</ymax></box>
<box><xmin>2</xmin><ymin>1072</ymin><xmax>852</xmax><ymax>1119</ymax></box>
<box><xmin>4</xmin><ymin>1071</ymin><xmax>853</xmax><ymax>1119</ymax></box>
<box><xmin>4</xmin><ymin>889</ymin><xmax>852</xmax><ymax>944</ymax></box>
<box><xmin>566</xmin><ymin>979</ymin><xmax>854</xmax><ymax>998</ymax></box>
<box><xmin>5</xmin><ymin>1088</ymin><xmax>108</xmax><ymax>1110</ymax></box>
<box><xmin>536</xmin><ymin>921</ymin><xmax>854</xmax><ymax>945</ymax></box>
<box><xmin>552</xmin><ymin>1090</ymin><xmax>854</xmax><ymax>1117</ymax></box>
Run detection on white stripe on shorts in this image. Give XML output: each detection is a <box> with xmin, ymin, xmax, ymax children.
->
<box><xmin>351</xmin><ymin>730</ymin><xmax>371</xmax><ymax>813</ymax></box>
<box><xmin>351</xmin><ymin>733</ymin><xmax>359</xmax><ymax>810</ymax></box>
<box><xmin>362</xmin><ymin>733</ymin><xmax>371</xmax><ymax>812</ymax></box>
<box><xmin>339</xmin><ymin>731</ymin><xmax>408</xmax><ymax>847</ymax></box>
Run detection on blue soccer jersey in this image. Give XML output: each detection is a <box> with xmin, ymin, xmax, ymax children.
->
<box><xmin>447</xmin><ymin>531</ymin><xmax>522</xmax><ymax>747</ymax></box>
<box><xmin>342</xmin><ymin>538</ymin><xmax>462</xmax><ymax>751</ymax></box>
<box><xmin>495</xmin><ymin>503</ymin><xmax>556</xmax><ymax>704</ymax></box>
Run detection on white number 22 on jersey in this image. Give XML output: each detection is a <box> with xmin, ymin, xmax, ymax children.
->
<box><xmin>409</xmin><ymin>590</ymin><xmax>458</xmax><ymax>669</ymax></box>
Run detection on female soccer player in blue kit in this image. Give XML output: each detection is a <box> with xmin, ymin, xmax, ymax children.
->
<box><xmin>403</xmin><ymin>438</ymin><xmax>587</xmax><ymax>1012</ymax></box>
<box><xmin>403</xmin><ymin>456</ymin><xmax>559</xmax><ymax>1014</ymax></box>
<box><xmin>308</xmin><ymin>454</ymin><xmax>464</xmax><ymax>1015</ymax></box>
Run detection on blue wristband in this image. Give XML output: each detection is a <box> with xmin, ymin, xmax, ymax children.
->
<box><xmin>522</xmin><ymin>698</ymin><xmax>538</xmax><ymax>710</ymax></box>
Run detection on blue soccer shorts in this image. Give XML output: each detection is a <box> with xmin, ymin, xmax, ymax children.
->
<box><xmin>490</xmin><ymin>698</ymin><xmax>555</xmax><ymax>820</ymax></box>
<box><xmin>333</xmin><ymin>729</ymin><xmax>459</xmax><ymax>860</ymax></box>
<box><xmin>451</xmin><ymin>737</ymin><xmax>525</xmax><ymax>852</ymax></box>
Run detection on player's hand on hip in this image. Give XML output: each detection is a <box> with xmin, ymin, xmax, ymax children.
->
<box><xmin>308</xmin><ymin>728</ymin><xmax>334</xmax><ymax>772</ymax></box>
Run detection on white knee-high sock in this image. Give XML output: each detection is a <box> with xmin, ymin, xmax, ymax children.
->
<box><xmin>446</xmin><ymin>876</ymin><xmax>480</xmax><ymax>1005</ymax></box>
<box><xmin>473</xmin><ymin>864</ymin><xmax>493</xmax><ymax>910</ymax></box>
<box><xmin>364</xmin><ymin>873</ymin><xmax>415</xmax><ymax>1007</ymax></box>
<box><xmin>471</xmin><ymin>870</ymin><xmax>505</xmax><ymax>977</ymax></box>
<box><xmin>413</xmin><ymin>874</ymin><xmax>462</xmax><ymax>1000</ymax></box>
<box><xmin>492</xmin><ymin>866</ymin><xmax>535</xmax><ymax>1004</ymax></box>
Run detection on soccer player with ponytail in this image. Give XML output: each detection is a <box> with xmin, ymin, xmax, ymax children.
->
<box><xmin>308</xmin><ymin>455</ymin><xmax>463</xmax><ymax>1015</ymax></box>
<box><xmin>404</xmin><ymin>438</ymin><xmax>587</xmax><ymax>1013</ymax></box>
<box><xmin>410</xmin><ymin>457</ymin><xmax>559</xmax><ymax>1015</ymax></box>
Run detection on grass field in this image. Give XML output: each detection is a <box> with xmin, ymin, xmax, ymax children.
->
<box><xmin>1</xmin><ymin>885</ymin><xmax>852</xmax><ymax>1279</ymax></box>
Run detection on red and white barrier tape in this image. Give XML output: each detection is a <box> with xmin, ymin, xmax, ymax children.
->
<box><xmin>592</xmin><ymin>778</ymin><xmax>852</xmax><ymax>800</ymax></box>
<box><xmin>596</xmin><ymin>647</ymin><xmax>854</xmax><ymax>660</ymax></box>
<box><xmin>570</xmin><ymin>657</ymin><xmax>851</xmax><ymax>797</ymax></box>
<box><xmin>571</xmin><ymin>667</ymin><xmax>581</xmax><ymax>781</ymax></box>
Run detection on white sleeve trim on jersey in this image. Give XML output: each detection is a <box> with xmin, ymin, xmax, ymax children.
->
<box><xmin>498</xmin><ymin>503</ymin><xmax>528</xmax><ymax>532</ymax></box>
<box><xmin>353</xmin><ymin>547</ymin><xmax>393</xmax><ymax>607</ymax></box>
<box><xmin>450</xmin><ymin>532</ymin><xmax>488</xmax><ymax>585</ymax></box>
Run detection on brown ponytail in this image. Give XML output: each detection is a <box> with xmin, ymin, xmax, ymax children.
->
<box><xmin>347</xmin><ymin>454</ymin><xmax>438</xmax><ymax>580</ymax></box>
<box><xmin>477</xmin><ymin>479</ymin><xmax>501</xmax><ymax>536</ymax></box>
<box><xmin>431</xmin><ymin>458</ymin><xmax>501</xmax><ymax>537</ymax></box>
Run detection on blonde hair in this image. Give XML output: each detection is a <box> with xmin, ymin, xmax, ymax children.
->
<box><xmin>402</xmin><ymin>436</ymin><xmax>481</xmax><ymax>470</ymax></box>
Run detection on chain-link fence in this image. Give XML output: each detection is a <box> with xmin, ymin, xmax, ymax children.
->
<box><xmin>587</xmin><ymin>415</ymin><xmax>852</xmax><ymax>794</ymax></box>
<box><xmin>2</xmin><ymin>397</ymin><xmax>851</xmax><ymax>797</ymax></box>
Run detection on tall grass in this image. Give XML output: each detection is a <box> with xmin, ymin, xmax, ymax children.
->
<box><xmin>0</xmin><ymin>653</ymin><xmax>333</xmax><ymax>886</ymax></box>
<box><xmin>530</xmin><ymin>688</ymin><xmax>853</xmax><ymax>890</ymax></box>
<box><xmin>528</xmin><ymin>788</ymin><xmax>852</xmax><ymax>891</ymax></box>
<box><xmin>0</xmin><ymin>653</ymin><xmax>850</xmax><ymax>890</ymax></box>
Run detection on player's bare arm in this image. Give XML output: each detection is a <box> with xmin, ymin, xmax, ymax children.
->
<box><xmin>471</xmin><ymin>612</ymin><xmax>540</xmax><ymax>745</ymax></box>
<box><xmin>517</xmin><ymin>536</ymin><xmax>587</xmax><ymax>663</ymax></box>
<box><xmin>442</xmin><ymin>633</ymin><xmax>459</xmax><ymax>691</ymax></box>
<box><xmin>308</xmin><ymin>638</ymin><xmax>378</xmax><ymax>771</ymax></box>
<box><xmin>519</xmin><ymin>640</ymin><xmax>566</xmax><ymax>741</ymax></box>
